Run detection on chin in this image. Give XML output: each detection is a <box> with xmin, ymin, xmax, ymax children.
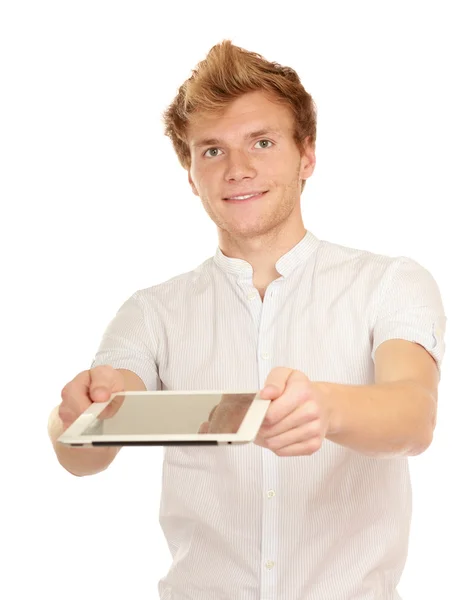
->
<box><xmin>229</xmin><ymin>221</ymin><xmax>278</xmax><ymax>239</ymax></box>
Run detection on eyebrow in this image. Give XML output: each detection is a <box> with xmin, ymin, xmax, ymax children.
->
<box><xmin>192</xmin><ymin>128</ymin><xmax>283</xmax><ymax>149</ymax></box>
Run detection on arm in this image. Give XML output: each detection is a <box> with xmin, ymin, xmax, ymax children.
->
<box><xmin>322</xmin><ymin>338</ymin><xmax>439</xmax><ymax>457</ymax></box>
<box><xmin>48</xmin><ymin>369</ymin><xmax>146</xmax><ymax>477</ymax></box>
<box><xmin>259</xmin><ymin>259</ymin><xmax>445</xmax><ymax>458</ymax></box>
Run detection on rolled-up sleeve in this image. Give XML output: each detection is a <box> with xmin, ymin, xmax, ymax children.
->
<box><xmin>371</xmin><ymin>257</ymin><xmax>447</xmax><ymax>374</ymax></box>
<box><xmin>90</xmin><ymin>292</ymin><xmax>160</xmax><ymax>391</ymax></box>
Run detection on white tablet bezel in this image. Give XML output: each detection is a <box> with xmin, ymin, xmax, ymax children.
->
<box><xmin>57</xmin><ymin>390</ymin><xmax>271</xmax><ymax>447</ymax></box>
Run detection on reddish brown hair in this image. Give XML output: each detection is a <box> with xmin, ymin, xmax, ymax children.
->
<box><xmin>163</xmin><ymin>40</ymin><xmax>317</xmax><ymax>191</ymax></box>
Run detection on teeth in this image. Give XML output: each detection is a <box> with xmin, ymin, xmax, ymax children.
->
<box><xmin>228</xmin><ymin>193</ymin><xmax>260</xmax><ymax>200</ymax></box>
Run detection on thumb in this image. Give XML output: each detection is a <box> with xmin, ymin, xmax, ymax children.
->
<box><xmin>90</xmin><ymin>386</ymin><xmax>111</xmax><ymax>402</ymax></box>
<box><xmin>260</xmin><ymin>384</ymin><xmax>281</xmax><ymax>399</ymax></box>
<box><xmin>89</xmin><ymin>366</ymin><xmax>124</xmax><ymax>402</ymax></box>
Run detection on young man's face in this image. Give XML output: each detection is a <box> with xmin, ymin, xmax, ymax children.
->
<box><xmin>187</xmin><ymin>91</ymin><xmax>315</xmax><ymax>240</ymax></box>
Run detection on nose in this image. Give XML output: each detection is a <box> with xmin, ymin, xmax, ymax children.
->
<box><xmin>224</xmin><ymin>150</ymin><xmax>257</xmax><ymax>183</ymax></box>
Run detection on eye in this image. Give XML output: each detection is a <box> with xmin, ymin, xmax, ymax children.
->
<box><xmin>254</xmin><ymin>139</ymin><xmax>273</xmax><ymax>149</ymax></box>
<box><xmin>204</xmin><ymin>147</ymin><xmax>223</xmax><ymax>158</ymax></box>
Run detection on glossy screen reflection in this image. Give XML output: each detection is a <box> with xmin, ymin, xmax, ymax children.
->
<box><xmin>81</xmin><ymin>392</ymin><xmax>257</xmax><ymax>435</ymax></box>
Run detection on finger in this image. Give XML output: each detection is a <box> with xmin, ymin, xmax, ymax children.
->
<box><xmin>89</xmin><ymin>365</ymin><xmax>124</xmax><ymax>402</ymax></box>
<box><xmin>264</xmin><ymin>381</ymin><xmax>314</xmax><ymax>427</ymax></box>
<box><xmin>260</xmin><ymin>384</ymin><xmax>282</xmax><ymax>399</ymax></box>
<box><xmin>59</xmin><ymin>382</ymin><xmax>91</xmax><ymax>426</ymax></box>
<box><xmin>264</xmin><ymin>419</ymin><xmax>322</xmax><ymax>453</ymax></box>
<box><xmin>273</xmin><ymin>435</ymin><xmax>323</xmax><ymax>457</ymax></box>
<box><xmin>58</xmin><ymin>403</ymin><xmax>79</xmax><ymax>428</ymax></box>
<box><xmin>260</xmin><ymin>367</ymin><xmax>295</xmax><ymax>398</ymax></box>
<box><xmin>262</xmin><ymin>400</ymin><xmax>318</xmax><ymax>438</ymax></box>
<box><xmin>98</xmin><ymin>394</ymin><xmax>126</xmax><ymax>420</ymax></box>
<box><xmin>198</xmin><ymin>422</ymin><xmax>209</xmax><ymax>434</ymax></box>
<box><xmin>261</xmin><ymin>368</ymin><xmax>309</xmax><ymax>399</ymax></box>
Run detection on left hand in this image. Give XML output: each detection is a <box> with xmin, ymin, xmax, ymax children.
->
<box><xmin>255</xmin><ymin>368</ymin><xmax>333</xmax><ymax>457</ymax></box>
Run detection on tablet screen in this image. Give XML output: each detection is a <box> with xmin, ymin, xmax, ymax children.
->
<box><xmin>81</xmin><ymin>392</ymin><xmax>257</xmax><ymax>436</ymax></box>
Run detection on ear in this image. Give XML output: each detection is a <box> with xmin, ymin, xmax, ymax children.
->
<box><xmin>188</xmin><ymin>171</ymin><xmax>199</xmax><ymax>196</ymax></box>
<box><xmin>299</xmin><ymin>136</ymin><xmax>316</xmax><ymax>182</ymax></box>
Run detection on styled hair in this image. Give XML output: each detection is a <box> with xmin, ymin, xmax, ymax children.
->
<box><xmin>163</xmin><ymin>40</ymin><xmax>317</xmax><ymax>191</ymax></box>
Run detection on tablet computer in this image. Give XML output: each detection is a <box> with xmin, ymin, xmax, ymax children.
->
<box><xmin>57</xmin><ymin>390</ymin><xmax>271</xmax><ymax>447</ymax></box>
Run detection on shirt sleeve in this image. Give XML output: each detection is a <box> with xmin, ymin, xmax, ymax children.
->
<box><xmin>371</xmin><ymin>257</ymin><xmax>447</xmax><ymax>374</ymax></box>
<box><xmin>90</xmin><ymin>292</ymin><xmax>160</xmax><ymax>391</ymax></box>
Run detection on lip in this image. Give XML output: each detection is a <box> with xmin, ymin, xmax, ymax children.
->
<box><xmin>224</xmin><ymin>190</ymin><xmax>268</xmax><ymax>202</ymax></box>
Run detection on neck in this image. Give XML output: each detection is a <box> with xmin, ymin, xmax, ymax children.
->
<box><xmin>218</xmin><ymin>221</ymin><xmax>307</xmax><ymax>291</ymax></box>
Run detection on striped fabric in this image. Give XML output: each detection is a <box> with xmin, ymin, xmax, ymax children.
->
<box><xmin>91</xmin><ymin>230</ymin><xmax>446</xmax><ymax>600</ymax></box>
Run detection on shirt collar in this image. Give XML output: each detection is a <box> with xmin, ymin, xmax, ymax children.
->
<box><xmin>213</xmin><ymin>230</ymin><xmax>320</xmax><ymax>279</ymax></box>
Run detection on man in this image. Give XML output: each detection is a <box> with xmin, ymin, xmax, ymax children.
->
<box><xmin>49</xmin><ymin>40</ymin><xmax>446</xmax><ymax>599</ymax></box>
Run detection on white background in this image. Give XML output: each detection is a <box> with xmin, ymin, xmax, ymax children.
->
<box><xmin>1</xmin><ymin>1</ymin><xmax>475</xmax><ymax>598</ymax></box>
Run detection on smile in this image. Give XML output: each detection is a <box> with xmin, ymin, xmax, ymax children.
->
<box><xmin>224</xmin><ymin>191</ymin><xmax>268</xmax><ymax>203</ymax></box>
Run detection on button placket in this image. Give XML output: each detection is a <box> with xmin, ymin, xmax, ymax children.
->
<box><xmin>258</xmin><ymin>281</ymin><xmax>279</xmax><ymax>600</ymax></box>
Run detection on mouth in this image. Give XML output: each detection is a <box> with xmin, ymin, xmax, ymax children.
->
<box><xmin>223</xmin><ymin>191</ymin><xmax>268</xmax><ymax>203</ymax></box>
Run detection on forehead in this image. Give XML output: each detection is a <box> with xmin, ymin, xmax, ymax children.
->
<box><xmin>187</xmin><ymin>91</ymin><xmax>294</xmax><ymax>144</ymax></box>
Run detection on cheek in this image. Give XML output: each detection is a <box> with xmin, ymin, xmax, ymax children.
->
<box><xmin>194</xmin><ymin>165</ymin><xmax>219</xmax><ymax>192</ymax></box>
<box><xmin>263</xmin><ymin>153</ymin><xmax>295</xmax><ymax>180</ymax></box>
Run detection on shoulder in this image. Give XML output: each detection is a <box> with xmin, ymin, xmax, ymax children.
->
<box><xmin>315</xmin><ymin>238</ymin><xmax>407</xmax><ymax>274</ymax></box>
<box><xmin>313</xmin><ymin>238</ymin><xmax>437</xmax><ymax>295</ymax></box>
<box><xmin>131</xmin><ymin>256</ymin><xmax>216</xmax><ymax>310</ymax></box>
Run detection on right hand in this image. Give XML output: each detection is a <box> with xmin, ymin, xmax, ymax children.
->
<box><xmin>58</xmin><ymin>365</ymin><xmax>125</xmax><ymax>431</ymax></box>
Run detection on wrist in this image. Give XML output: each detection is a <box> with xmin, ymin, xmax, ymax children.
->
<box><xmin>313</xmin><ymin>381</ymin><xmax>343</xmax><ymax>437</ymax></box>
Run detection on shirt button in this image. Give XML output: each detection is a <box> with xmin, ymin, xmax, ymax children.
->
<box><xmin>267</xmin><ymin>490</ymin><xmax>275</xmax><ymax>498</ymax></box>
<box><xmin>261</xmin><ymin>352</ymin><xmax>269</xmax><ymax>360</ymax></box>
<box><xmin>247</xmin><ymin>292</ymin><xmax>256</xmax><ymax>300</ymax></box>
<box><xmin>265</xmin><ymin>560</ymin><xmax>275</xmax><ymax>569</ymax></box>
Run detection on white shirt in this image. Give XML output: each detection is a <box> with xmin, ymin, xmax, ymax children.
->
<box><xmin>91</xmin><ymin>230</ymin><xmax>446</xmax><ymax>600</ymax></box>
